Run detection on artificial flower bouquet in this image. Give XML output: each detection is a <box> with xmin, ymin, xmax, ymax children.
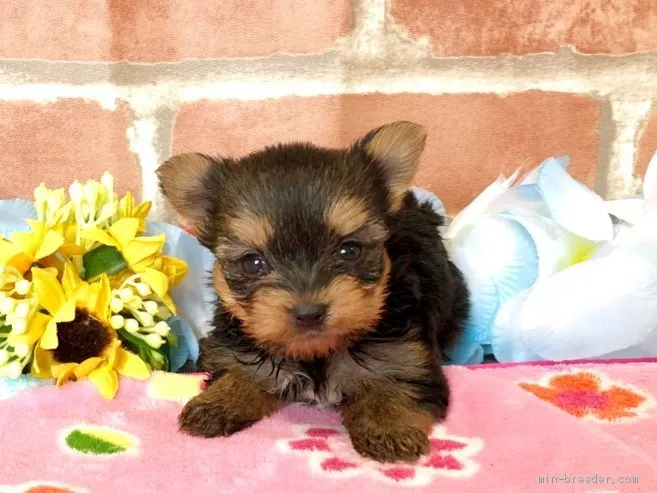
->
<box><xmin>444</xmin><ymin>152</ymin><xmax>657</xmax><ymax>365</ymax></box>
<box><xmin>0</xmin><ymin>174</ymin><xmax>214</xmax><ymax>398</ymax></box>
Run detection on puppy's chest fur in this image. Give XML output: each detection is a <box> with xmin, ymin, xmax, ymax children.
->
<box><xmin>246</xmin><ymin>353</ymin><xmax>352</xmax><ymax>407</ymax></box>
<box><xmin>212</xmin><ymin>340</ymin><xmax>429</xmax><ymax>407</ymax></box>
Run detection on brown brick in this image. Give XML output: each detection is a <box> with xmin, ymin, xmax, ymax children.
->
<box><xmin>390</xmin><ymin>0</ymin><xmax>657</xmax><ymax>56</ymax></box>
<box><xmin>172</xmin><ymin>92</ymin><xmax>600</xmax><ymax>214</ymax></box>
<box><xmin>0</xmin><ymin>100</ymin><xmax>139</xmax><ymax>200</ymax></box>
<box><xmin>0</xmin><ymin>0</ymin><xmax>351</xmax><ymax>62</ymax></box>
<box><xmin>637</xmin><ymin>105</ymin><xmax>657</xmax><ymax>180</ymax></box>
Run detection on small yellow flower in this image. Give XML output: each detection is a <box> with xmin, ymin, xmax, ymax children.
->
<box><xmin>62</xmin><ymin>262</ymin><xmax>112</xmax><ymax>323</ymax></box>
<box><xmin>152</xmin><ymin>256</ymin><xmax>189</xmax><ymax>287</ymax></box>
<box><xmin>30</xmin><ymin>267</ymin><xmax>76</xmax><ymax>350</ymax></box>
<box><xmin>80</xmin><ymin>218</ymin><xmax>165</xmax><ymax>274</ymax></box>
<box><xmin>117</xmin><ymin>191</ymin><xmax>151</xmax><ymax>230</ymax></box>
<box><xmin>0</xmin><ymin>221</ymin><xmax>65</xmax><ymax>275</ymax></box>
<box><xmin>51</xmin><ymin>338</ymin><xmax>150</xmax><ymax>399</ymax></box>
<box><xmin>7</xmin><ymin>312</ymin><xmax>50</xmax><ymax>348</ymax></box>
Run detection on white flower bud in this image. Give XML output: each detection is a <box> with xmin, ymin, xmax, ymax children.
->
<box><xmin>110</xmin><ymin>298</ymin><xmax>124</xmax><ymax>314</ymax></box>
<box><xmin>15</xmin><ymin>301</ymin><xmax>31</xmax><ymax>318</ymax></box>
<box><xmin>154</xmin><ymin>321</ymin><xmax>170</xmax><ymax>337</ymax></box>
<box><xmin>0</xmin><ymin>349</ymin><xmax>8</xmax><ymax>366</ymax></box>
<box><xmin>97</xmin><ymin>202</ymin><xmax>118</xmax><ymax>223</ymax></box>
<box><xmin>126</xmin><ymin>296</ymin><xmax>143</xmax><ymax>310</ymax></box>
<box><xmin>101</xmin><ymin>172</ymin><xmax>114</xmax><ymax>196</ymax></box>
<box><xmin>53</xmin><ymin>188</ymin><xmax>67</xmax><ymax>208</ymax></box>
<box><xmin>34</xmin><ymin>183</ymin><xmax>49</xmax><ymax>203</ymax></box>
<box><xmin>15</xmin><ymin>279</ymin><xmax>31</xmax><ymax>295</ymax></box>
<box><xmin>135</xmin><ymin>283</ymin><xmax>151</xmax><ymax>297</ymax></box>
<box><xmin>143</xmin><ymin>333</ymin><xmax>164</xmax><ymax>349</ymax></box>
<box><xmin>136</xmin><ymin>311</ymin><xmax>154</xmax><ymax>327</ymax></box>
<box><xmin>47</xmin><ymin>191</ymin><xmax>65</xmax><ymax>213</ymax></box>
<box><xmin>119</xmin><ymin>288</ymin><xmax>134</xmax><ymax>302</ymax></box>
<box><xmin>14</xmin><ymin>342</ymin><xmax>30</xmax><ymax>358</ymax></box>
<box><xmin>124</xmin><ymin>318</ymin><xmax>139</xmax><ymax>333</ymax></box>
<box><xmin>11</xmin><ymin>318</ymin><xmax>27</xmax><ymax>335</ymax></box>
<box><xmin>69</xmin><ymin>181</ymin><xmax>83</xmax><ymax>202</ymax></box>
<box><xmin>110</xmin><ymin>315</ymin><xmax>125</xmax><ymax>330</ymax></box>
<box><xmin>84</xmin><ymin>182</ymin><xmax>99</xmax><ymax>208</ymax></box>
<box><xmin>0</xmin><ymin>297</ymin><xmax>16</xmax><ymax>315</ymax></box>
<box><xmin>143</xmin><ymin>300</ymin><xmax>159</xmax><ymax>316</ymax></box>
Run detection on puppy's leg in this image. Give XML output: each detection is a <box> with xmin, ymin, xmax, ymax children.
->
<box><xmin>341</xmin><ymin>365</ymin><xmax>449</xmax><ymax>462</ymax></box>
<box><xmin>179</xmin><ymin>368</ymin><xmax>281</xmax><ymax>438</ymax></box>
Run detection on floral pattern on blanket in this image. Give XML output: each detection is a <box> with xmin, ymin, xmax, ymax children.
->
<box><xmin>277</xmin><ymin>424</ymin><xmax>483</xmax><ymax>486</ymax></box>
<box><xmin>518</xmin><ymin>370</ymin><xmax>655</xmax><ymax>422</ymax></box>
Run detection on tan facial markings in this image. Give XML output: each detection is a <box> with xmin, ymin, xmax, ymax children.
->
<box><xmin>226</xmin><ymin>214</ymin><xmax>273</xmax><ymax>250</ymax></box>
<box><xmin>325</xmin><ymin>196</ymin><xmax>371</xmax><ymax>238</ymax></box>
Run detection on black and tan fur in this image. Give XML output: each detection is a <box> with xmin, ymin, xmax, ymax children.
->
<box><xmin>158</xmin><ymin>121</ymin><xmax>469</xmax><ymax>463</ymax></box>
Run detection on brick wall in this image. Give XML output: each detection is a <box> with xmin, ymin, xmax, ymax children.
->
<box><xmin>1</xmin><ymin>0</ymin><xmax>657</xmax><ymax>220</ymax></box>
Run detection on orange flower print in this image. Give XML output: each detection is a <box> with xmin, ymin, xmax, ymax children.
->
<box><xmin>0</xmin><ymin>482</ymin><xmax>88</xmax><ymax>493</ymax></box>
<box><xmin>519</xmin><ymin>370</ymin><xmax>654</xmax><ymax>423</ymax></box>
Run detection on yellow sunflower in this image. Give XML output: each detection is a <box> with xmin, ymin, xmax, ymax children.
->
<box><xmin>51</xmin><ymin>338</ymin><xmax>150</xmax><ymax>399</ymax></box>
<box><xmin>29</xmin><ymin>265</ymin><xmax>150</xmax><ymax>398</ymax></box>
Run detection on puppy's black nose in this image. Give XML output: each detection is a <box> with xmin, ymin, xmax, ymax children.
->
<box><xmin>292</xmin><ymin>304</ymin><xmax>327</xmax><ymax>329</ymax></box>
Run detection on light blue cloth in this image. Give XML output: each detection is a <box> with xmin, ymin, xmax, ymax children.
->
<box><xmin>0</xmin><ymin>375</ymin><xmax>52</xmax><ymax>399</ymax></box>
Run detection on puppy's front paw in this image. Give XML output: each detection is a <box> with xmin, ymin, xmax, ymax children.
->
<box><xmin>347</xmin><ymin>423</ymin><xmax>430</xmax><ymax>462</ymax></box>
<box><xmin>179</xmin><ymin>396</ymin><xmax>255</xmax><ymax>438</ymax></box>
<box><xmin>178</xmin><ymin>369</ymin><xmax>281</xmax><ymax>438</ymax></box>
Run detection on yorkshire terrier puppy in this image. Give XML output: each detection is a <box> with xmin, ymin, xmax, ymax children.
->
<box><xmin>157</xmin><ymin>121</ymin><xmax>469</xmax><ymax>463</ymax></box>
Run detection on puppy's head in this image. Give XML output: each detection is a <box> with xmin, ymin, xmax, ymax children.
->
<box><xmin>158</xmin><ymin>121</ymin><xmax>426</xmax><ymax>360</ymax></box>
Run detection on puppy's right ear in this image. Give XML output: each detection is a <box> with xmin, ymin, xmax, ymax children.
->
<box><xmin>157</xmin><ymin>153</ymin><xmax>216</xmax><ymax>239</ymax></box>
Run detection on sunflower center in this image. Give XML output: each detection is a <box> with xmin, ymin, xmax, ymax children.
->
<box><xmin>52</xmin><ymin>309</ymin><xmax>112</xmax><ymax>364</ymax></box>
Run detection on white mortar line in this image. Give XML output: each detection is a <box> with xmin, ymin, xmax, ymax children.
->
<box><xmin>1</xmin><ymin>55</ymin><xmax>657</xmax><ymax>104</ymax></box>
<box><xmin>0</xmin><ymin>74</ymin><xmax>656</xmax><ymax>106</ymax></box>
<box><xmin>126</xmin><ymin>118</ymin><xmax>159</xmax><ymax>200</ymax></box>
<box><xmin>336</xmin><ymin>0</ymin><xmax>387</xmax><ymax>57</ymax></box>
<box><xmin>607</xmin><ymin>99</ymin><xmax>655</xmax><ymax>197</ymax></box>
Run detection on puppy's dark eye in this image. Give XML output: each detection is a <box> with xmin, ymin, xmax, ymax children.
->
<box><xmin>241</xmin><ymin>253</ymin><xmax>270</xmax><ymax>278</ymax></box>
<box><xmin>338</xmin><ymin>240</ymin><xmax>362</xmax><ymax>261</ymax></box>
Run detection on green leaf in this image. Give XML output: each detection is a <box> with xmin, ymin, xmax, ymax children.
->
<box><xmin>117</xmin><ymin>329</ymin><xmax>143</xmax><ymax>354</ymax></box>
<box><xmin>0</xmin><ymin>324</ymin><xmax>11</xmax><ymax>335</ymax></box>
<box><xmin>166</xmin><ymin>331</ymin><xmax>178</xmax><ymax>347</ymax></box>
<box><xmin>82</xmin><ymin>245</ymin><xmax>127</xmax><ymax>281</ymax></box>
<box><xmin>117</xmin><ymin>328</ymin><xmax>169</xmax><ymax>372</ymax></box>
<box><xmin>150</xmin><ymin>349</ymin><xmax>167</xmax><ymax>371</ymax></box>
<box><xmin>65</xmin><ymin>430</ymin><xmax>126</xmax><ymax>455</ymax></box>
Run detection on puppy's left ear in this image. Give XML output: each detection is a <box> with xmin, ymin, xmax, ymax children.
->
<box><xmin>156</xmin><ymin>153</ymin><xmax>216</xmax><ymax>240</ymax></box>
<box><xmin>355</xmin><ymin>121</ymin><xmax>427</xmax><ymax>212</ymax></box>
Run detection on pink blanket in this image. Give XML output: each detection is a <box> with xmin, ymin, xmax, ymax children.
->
<box><xmin>1</xmin><ymin>360</ymin><xmax>656</xmax><ymax>492</ymax></box>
